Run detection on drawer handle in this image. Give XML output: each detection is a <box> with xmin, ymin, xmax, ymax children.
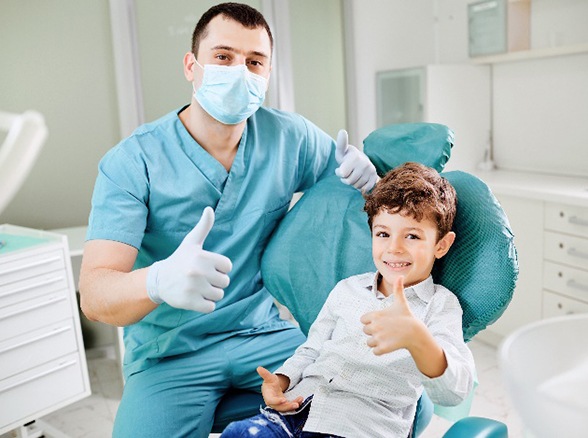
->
<box><xmin>567</xmin><ymin>279</ymin><xmax>588</xmax><ymax>293</ymax></box>
<box><xmin>0</xmin><ymin>295</ymin><xmax>67</xmax><ymax>321</ymax></box>
<box><xmin>0</xmin><ymin>275</ymin><xmax>64</xmax><ymax>299</ymax></box>
<box><xmin>569</xmin><ymin>216</ymin><xmax>588</xmax><ymax>227</ymax></box>
<box><xmin>1</xmin><ymin>256</ymin><xmax>62</xmax><ymax>276</ymax></box>
<box><xmin>0</xmin><ymin>325</ymin><xmax>72</xmax><ymax>354</ymax></box>
<box><xmin>0</xmin><ymin>359</ymin><xmax>77</xmax><ymax>394</ymax></box>
<box><xmin>567</xmin><ymin>248</ymin><xmax>588</xmax><ymax>260</ymax></box>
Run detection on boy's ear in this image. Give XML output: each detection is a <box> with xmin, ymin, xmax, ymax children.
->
<box><xmin>435</xmin><ymin>231</ymin><xmax>456</xmax><ymax>259</ymax></box>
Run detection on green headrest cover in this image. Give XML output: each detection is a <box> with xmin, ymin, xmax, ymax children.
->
<box><xmin>363</xmin><ymin>123</ymin><xmax>454</xmax><ymax>175</ymax></box>
<box><xmin>261</xmin><ymin>124</ymin><xmax>518</xmax><ymax>341</ymax></box>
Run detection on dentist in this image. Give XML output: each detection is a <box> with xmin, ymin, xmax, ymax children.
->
<box><xmin>79</xmin><ymin>3</ymin><xmax>377</xmax><ymax>437</ymax></box>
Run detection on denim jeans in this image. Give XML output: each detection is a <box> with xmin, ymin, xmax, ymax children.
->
<box><xmin>221</xmin><ymin>398</ymin><xmax>343</xmax><ymax>438</ymax></box>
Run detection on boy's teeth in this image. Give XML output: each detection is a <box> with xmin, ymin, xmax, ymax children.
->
<box><xmin>386</xmin><ymin>262</ymin><xmax>409</xmax><ymax>267</ymax></box>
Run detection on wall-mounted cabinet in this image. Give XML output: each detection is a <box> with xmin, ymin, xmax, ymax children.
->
<box><xmin>471</xmin><ymin>42</ymin><xmax>588</xmax><ymax>64</ymax></box>
<box><xmin>376</xmin><ymin>64</ymin><xmax>490</xmax><ymax>171</ymax></box>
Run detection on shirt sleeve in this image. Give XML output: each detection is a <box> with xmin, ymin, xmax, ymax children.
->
<box><xmin>275</xmin><ymin>287</ymin><xmax>339</xmax><ymax>390</ymax></box>
<box><xmin>295</xmin><ymin>116</ymin><xmax>338</xmax><ymax>193</ymax></box>
<box><xmin>420</xmin><ymin>291</ymin><xmax>476</xmax><ymax>406</ymax></box>
<box><xmin>86</xmin><ymin>143</ymin><xmax>149</xmax><ymax>249</ymax></box>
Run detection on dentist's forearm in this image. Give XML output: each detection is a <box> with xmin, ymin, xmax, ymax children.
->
<box><xmin>79</xmin><ymin>266</ymin><xmax>156</xmax><ymax>326</ymax></box>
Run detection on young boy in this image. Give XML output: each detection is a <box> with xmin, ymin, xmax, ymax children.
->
<box><xmin>221</xmin><ymin>162</ymin><xmax>475</xmax><ymax>437</ymax></box>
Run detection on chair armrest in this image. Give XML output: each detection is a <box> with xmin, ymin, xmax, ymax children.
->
<box><xmin>443</xmin><ymin>417</ymin><xmax>508</xmax><ymax>438</ymax></box>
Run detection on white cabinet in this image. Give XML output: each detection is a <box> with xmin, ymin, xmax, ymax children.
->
<box><xmin>0</xmin><ymin>224</ymin><xmax>90</xmax><ymax>435</ymax></box>
<box><xmin>376</xmin><ymin>64</ymin><xmax>491</xmax><ymax>171</ymax></box>
<box><xmin>479</xmin><ymin>194</ymin><xmax>588</xmax><ymax>345</ymax></box>
<box><xmin>542</xmin><ymin>203</ymin><xmax>588</xmax><ymax>318</ymax></box>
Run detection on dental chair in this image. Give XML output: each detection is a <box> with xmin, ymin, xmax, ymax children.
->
<box><xmin>0</xmin><ymin>110</ymin><xmax>48</xmax><ymax>216</ymax></box>
<box><xmin>212</xmin><ymin>123</ymin><xmax>518</xmax><ymax>437</ymax></box>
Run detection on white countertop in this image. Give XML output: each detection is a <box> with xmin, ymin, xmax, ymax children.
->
<box><xmin>465</xmin><ymin>168</ymin><xmax>588</xmax><ymax>208</ymax></box>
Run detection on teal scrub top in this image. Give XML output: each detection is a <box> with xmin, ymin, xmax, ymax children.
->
<box><xmin>87</xmin><ymin>105</ymin><xmax>337</xmax><ymax>378</ymax></box>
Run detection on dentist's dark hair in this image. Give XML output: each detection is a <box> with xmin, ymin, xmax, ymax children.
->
<box><xmin>191</xmin><ymin>2</ymin><xmax>273</xmax><ymax>58</ymax></box>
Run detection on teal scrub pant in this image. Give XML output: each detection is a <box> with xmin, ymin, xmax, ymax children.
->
<box><xmin>113</xmin><ymin>326</ymin><xmax>306</xmax><ymax>438</ymax></box>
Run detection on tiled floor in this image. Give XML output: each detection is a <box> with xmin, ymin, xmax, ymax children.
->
<box><xmin>7</xmin><ymin>339</ymin><xmax>526</xmax><ymax>438</ymax></box>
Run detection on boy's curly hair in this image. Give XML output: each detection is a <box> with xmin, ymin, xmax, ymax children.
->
<box><xmin>364</xmin><ymin>162</ymin><xmax>457</xmax><ymax>240</ymax></box>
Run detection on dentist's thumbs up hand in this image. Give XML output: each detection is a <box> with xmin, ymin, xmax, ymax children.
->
<box><xmin>335</xmin><ymin>129</ymin><xmax>378</xmax><ymax>193</ymax></box>
<box><xmin>146</xmin><ymin>206</ymin><xmax>232</xmax><ymax>312</ymax></box>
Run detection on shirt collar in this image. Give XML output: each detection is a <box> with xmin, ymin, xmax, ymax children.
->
<box><xmin>366</xmin><ymin>273</ymin><xmax>436</xmax><ymax>303</ymax></box>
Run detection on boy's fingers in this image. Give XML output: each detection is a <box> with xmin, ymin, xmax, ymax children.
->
<box><xmin>257</xmin><ymin>366</ymin><xmax>275</xmax><ymax>383</ymax></box>
<box><xmin>360</xmin><ymin>311</ymin><xmax>374</xmax><ymax>325</ymax></box>
<box><xmin>392</xmin><ymin>276</ymin><xmax>408</xmax><ymax>306</ymax></box>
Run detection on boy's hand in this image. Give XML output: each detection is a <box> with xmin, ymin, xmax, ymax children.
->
<box><xmin>360</xmin><ymin>276</ymin><xmax>423</xmax><ymax>355</ymax></box>
<box><xmin>257</xmin><ymin>367</ymin><xmax>303</xmax><ymax>412</ymax></box>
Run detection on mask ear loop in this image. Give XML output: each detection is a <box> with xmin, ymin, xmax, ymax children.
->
<box><xmin>193</xmin><ymin>54</ymin><xmax>205</xmax><ymax>72</ymax></box>
<box><xmin>192</xmin><ymin>55</ymin><xmax>203</xmax><ymax>96</ymax></box>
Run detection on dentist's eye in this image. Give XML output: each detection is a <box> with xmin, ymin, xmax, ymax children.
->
<box><xmin>215</xmin><ymin>54</ymin><xmax>230</xmax><ymax>62</ymax></box>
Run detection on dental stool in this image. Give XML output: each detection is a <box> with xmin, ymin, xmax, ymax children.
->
<box><xmin>257</xmin><ymin>123</ymin><xmax>518</xmax><ymax>437</ymax></box>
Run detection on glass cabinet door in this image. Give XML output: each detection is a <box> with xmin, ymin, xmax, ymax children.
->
<box><xmin>376</xmin><ymin>67</ymin><xmax>424</xmax><ymax>128</ymax></box>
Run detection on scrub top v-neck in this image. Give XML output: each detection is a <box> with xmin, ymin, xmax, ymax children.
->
<box><xmin>87</xmin><ymin>105</ymin><xmax>337</xmax><ymax>378</ymax></box>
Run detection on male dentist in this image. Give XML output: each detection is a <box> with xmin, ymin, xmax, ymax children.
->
<box><xmin>79</xmin><ymin>3</ymin><xmax>377</xmax><ymax>437</ymax></box>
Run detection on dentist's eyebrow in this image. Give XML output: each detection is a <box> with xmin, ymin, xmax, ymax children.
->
<box><xmin>210</xmin><ymin>45</ymin><xmax>269</xmax><ymax>59</ymax></box>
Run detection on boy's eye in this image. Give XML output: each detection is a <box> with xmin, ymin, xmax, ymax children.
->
<box><xmin>375</xmin><ymin>231</ymin><xmax>389</xmax><ymax>238</ymax></box>
<box><xmin>406</xmin><ymin>233</ymin><xmax>420</xmax><ymax>240</ymax></box>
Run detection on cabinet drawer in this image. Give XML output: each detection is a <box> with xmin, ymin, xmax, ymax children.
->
<box><xmin>545</xmin><ymin>203</ymin><xmax>588</xmax><ymax>239</ymax></box>
<box><xmin>0</xmin><ymin>271</ymin><xmax>68</xmax><ymax>308</ymax></box>
<box><xmin>0</xmin><ymin>249</ymin><xmax>65</xmax><ymax>287</ymax></box>
<box><xmin>0</xmin><ymin>319</ymin><xmax>78</xmax><ymax>381</ymax></box>
<box><xmin>0</xmin><ymin>292</ymin><xmax>71</xmax><ymax>343</ymax></box>
<box><xmin>0</xmin><ymin>352</ymin><xmax>87</xmax><ymax>429</ymax></box>
<box><xmin>543</xmin><ymin>261</ymin><xmax>588</xmax><ymax>302</ymax></box>
<box><xmin>544</xmin><ymin>231</ymin><xmax>588</xmax><ymax>270</ymax></box>
<box><xmin>543</xmin><ymin>290</ymin><xmax>588</xmax><ymax>318</ymax></box>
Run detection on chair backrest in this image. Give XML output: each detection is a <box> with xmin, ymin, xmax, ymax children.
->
<box><xmin>0</xmin><ymin>110</ymin><xmax>48</xmax><ymax>216</ymax></box>
<box><xmin>261</xmin><ymin>123</ymin><xmax>518</xmax><ymax>341</ymax></box>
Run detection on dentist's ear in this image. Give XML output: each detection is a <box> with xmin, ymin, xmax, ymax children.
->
<box><xmin>183</xmin><ymin>52</ymin><xmax>197</xmax><ymax>81</ymax></box>
<box><xmin>435</xmin><ymin>231</ymin><xmax>456</xmax><ymax>259</ymax></box>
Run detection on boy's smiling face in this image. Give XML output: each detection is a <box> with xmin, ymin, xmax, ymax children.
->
<box><xmin>371</xmin><ymin>209</ymin><xmax>455</xmax><ymax>296</ymax></box>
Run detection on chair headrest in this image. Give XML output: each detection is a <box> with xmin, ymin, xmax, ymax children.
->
<box><xmin>363</xmin><ymin>123</ymin><xmax>453</xmax><ymax>174</ymax></box>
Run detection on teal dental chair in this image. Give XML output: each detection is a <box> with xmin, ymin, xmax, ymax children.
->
<box><xmin>212</xmin><ymin>123</ymin><xmax>517</xmax><ymax>437</ymax></box>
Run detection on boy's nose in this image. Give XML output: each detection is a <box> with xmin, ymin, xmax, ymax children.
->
<box><xmin>386</xmin><ymin>238</ymin><xmax>404</xmax><ymax>253</ymax></box>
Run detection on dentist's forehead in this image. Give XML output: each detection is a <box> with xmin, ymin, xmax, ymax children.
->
<box><xmin>199</xmin><ymin>16</ymin><xmax>271</xmax><ymax>57</ymax></box>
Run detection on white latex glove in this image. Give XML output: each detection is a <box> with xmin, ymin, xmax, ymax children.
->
<box><xmin>146</xmin><ymin>206</ymin><xmax>232</xmax><ymax>312</ymax></box>
<box><xmin>335</xmin><ymin>129</ymin><xmax>378</xmax><ymax>193</ymax></box>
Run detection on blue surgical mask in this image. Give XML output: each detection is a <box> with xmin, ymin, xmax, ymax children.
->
<box><xmin>193</xmin><ymin>58</ymin><xmax>267</xmax><ymax>125</ymax></box>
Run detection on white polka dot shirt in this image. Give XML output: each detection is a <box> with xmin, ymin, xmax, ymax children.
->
<box><xmin>275</xmin><ymin>273</ymin><xmax>475</xmax><ymax>438</ymax></box>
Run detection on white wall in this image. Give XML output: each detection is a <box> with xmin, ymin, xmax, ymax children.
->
<box><xmin>345</xmin><ymin>0</ymin><xmax>437</xmax><ymax>146</ymax></box>
<box><xmin>0</xmin><ymin>0</ymin><xmax>120</xmax><ymax>229</ymax></box>
<box><xmin>346</xmin><ymin>0</ymin><xmax>588</xmax><ymax>177</ymax></box>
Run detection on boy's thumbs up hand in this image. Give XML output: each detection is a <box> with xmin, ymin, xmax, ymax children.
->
<box><xmin>360</xmin><ymin>276</ymin><xmax>419</xmax><ymax>355</ymax></box>
<box><xmin>146</xmin><ymin>206</ymin><xmax>232</xmax><ymax>312</ymax></box>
